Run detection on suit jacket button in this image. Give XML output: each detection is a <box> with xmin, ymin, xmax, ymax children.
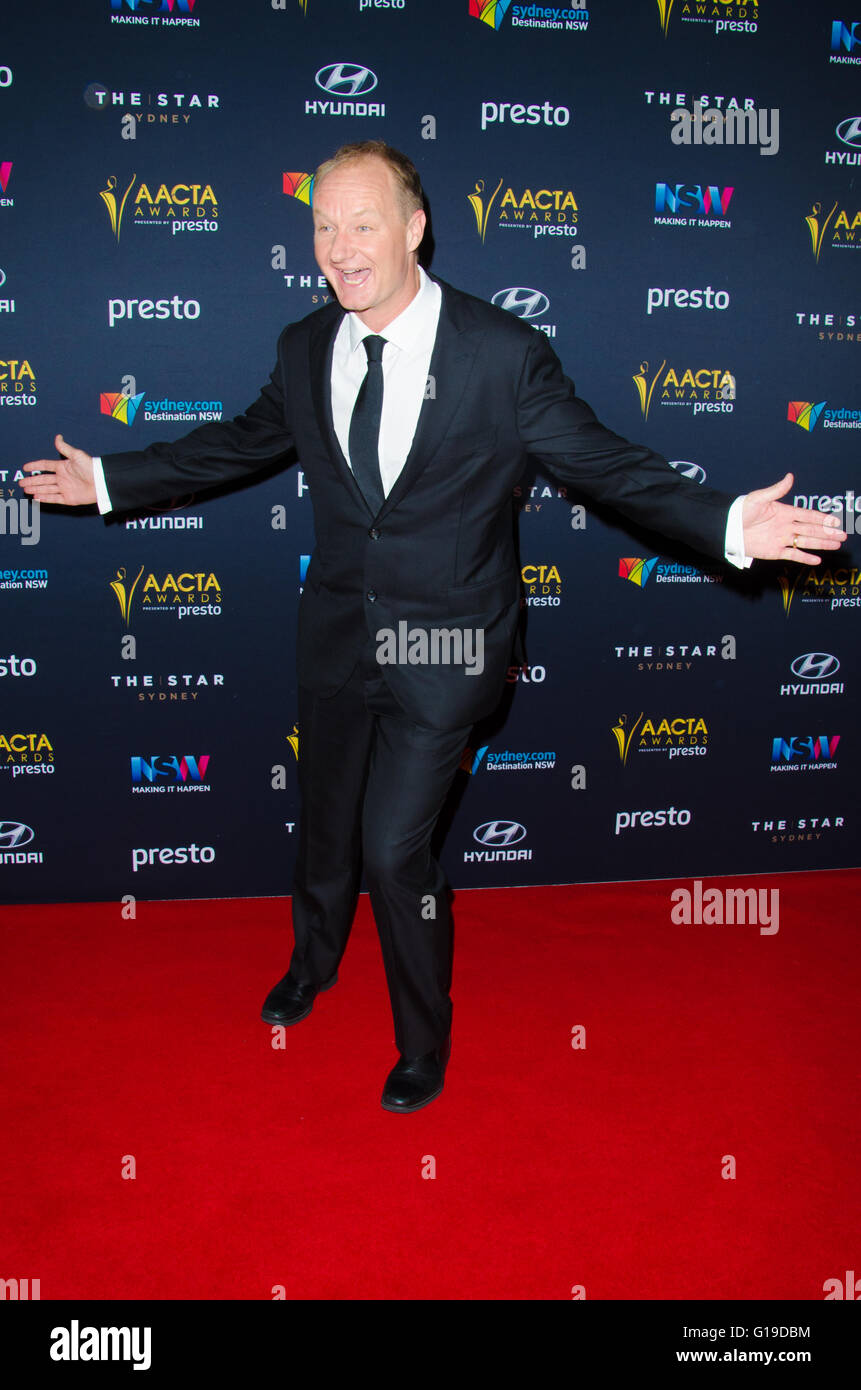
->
<box><xmin>368</xmin><ymin>527</ymin><xmax>381</xmax><ymax>540</ymax></box>
<box><xmin>367</xmin><ymin>590</ymin><xmax>377</xmax><ymax>602</ymax></box>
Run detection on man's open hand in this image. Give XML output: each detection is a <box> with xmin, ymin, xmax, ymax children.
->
<box><xmin>19</xmin><ymin>435</ymin><xmax>97</xmax><ymax>507</ymax></box>
<box><xmin>742</xmin><ymin>473</ymin><xmax>847</xmax><ymax>563</ymax></box>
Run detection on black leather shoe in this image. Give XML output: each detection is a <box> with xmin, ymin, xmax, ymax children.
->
<box><xmin>380</xmin><ymin>1034</ymin><xmax>451</xmax><ymax>1113</ymax></box>
<box><xmin>260</xmin><ymin>971</ymin><xmax>338</xmax><ymax>1026</ymax></box>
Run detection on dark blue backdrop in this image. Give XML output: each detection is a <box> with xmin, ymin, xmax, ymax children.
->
<box><xmin>1</xmin><ymin>0</ymin><xmax>857</xmax><ymax>904</ymax></box>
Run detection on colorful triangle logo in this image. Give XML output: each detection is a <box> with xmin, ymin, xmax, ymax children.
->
<box><xmin>787</xmin><ymin>401</ymin><xmax>826</xmax><ymax>431</ymax></box>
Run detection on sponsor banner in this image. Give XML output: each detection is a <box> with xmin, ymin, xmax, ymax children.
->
<box><xmin>612</xmin><ymin>712</ymin><xmax>709</xmax><ymax>763</ymax></box>
<box><xmin>469</xmin><ymin>1</ymin><xmax>590</xmax><ymax>34</ymax></box>
<box><xmin>653</xmin><ymin>1</ymin><xmax>762</xmax><ymax>38</ymax></box>
<box><xmin>109</xmin><ymin>0</ymin><xmax>202</xmax><ymax>31</ymax></box>
<box><xmin>468</xmin><ymin>176</ymin><xmax>582</xmax><ymax>245</ymax></box>
<box><xmin>0</xmin><ymin>820</ymin><xmax>43</xmax><ymax>867</ymax></box>
<box><xmin>109</xmin><ymin>567</ymin><xmax>223</xmax><ymax>624</ymax></box>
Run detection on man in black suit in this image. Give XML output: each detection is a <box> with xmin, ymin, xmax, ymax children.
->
<box><xmin>21</xmin><ymin>141</ymin><xmax>846</xmax><ymax>1112</ymax></box>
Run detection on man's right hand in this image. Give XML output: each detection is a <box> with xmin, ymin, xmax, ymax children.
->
<box><xmin>19</xmin><ymin>435</ymin><xmax>98</xmax><ymax>507</ymax></box>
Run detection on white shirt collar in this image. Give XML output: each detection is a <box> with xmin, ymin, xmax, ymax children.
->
<box><xmin>346</xmin><ymin>264</ymin><xmax>436</xmax><ymax>358</ymax></box>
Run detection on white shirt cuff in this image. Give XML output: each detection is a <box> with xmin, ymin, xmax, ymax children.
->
<box><xmin>724</xmin><ymin>494</ymin><xmax>752</xmax><ymax>570</ymax></box>
<box><xmin>92</xmin><ymin>457</ymin><xmax>113</xmax><ymax>515</ymax></box>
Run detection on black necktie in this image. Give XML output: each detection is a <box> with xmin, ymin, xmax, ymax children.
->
<box><xmin>348</xmin><ymin>334</ymin><xmax>386</xmax><ymax>514</ymax></box>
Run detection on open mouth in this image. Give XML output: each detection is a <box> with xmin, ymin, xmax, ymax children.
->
<box><xmin>336</xmin><ymin>267</ymin><xmax>372</xmax><ymax>287</ymax></box>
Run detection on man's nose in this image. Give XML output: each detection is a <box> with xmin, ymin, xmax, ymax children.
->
<box><xmin>329</xmin><ymin>229</ymin><xmax>354</xmax><ymax>262</ymax></box>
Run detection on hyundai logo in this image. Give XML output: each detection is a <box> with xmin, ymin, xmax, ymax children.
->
<box><xmin>315</xmin><ymin>63</ymin><xmax>378</xmax><ymax>97</ymax></box>
<box><xmin>790</xmin><ymin>652</ymin><xmax>840</xmax><ymax>681</ymax></box>
<box><xmin>668</xmin><ymin>460</ymin><xmax>707</xmax><ymax>485</ymax></box>
<box><xmin>0</xmin><ymin>821</ymin><xmax>34</xmax><ymax>849</ymax></box>
<box><xmin>492</xmin><ymin>287</ymin><xmax>550</xmax><ymax>320</ymax></box>
<box><xmin>836</xmin><ymin>116</ymin><xmax>861</xmax><ymax>148</ymax></box>
<box><xmin>473</xmin><ymin>820</ymin><xmax>527</xmax><ymax>847</ymax></box>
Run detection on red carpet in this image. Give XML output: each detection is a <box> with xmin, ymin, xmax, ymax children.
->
<box><xmin>1</xmin><ymin>873</ymin><xmax>857</xmax><ymax>1300</ymax></box>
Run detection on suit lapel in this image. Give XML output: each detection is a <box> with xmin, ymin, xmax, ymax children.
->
<box><xmin>309</xmin><ymin>280</ymin><xmax>484</xmax><ymax>521</ymax></box>
<box><xmin>377</xmin><ymin>283</ymin><xmax>483</xmax><ymax>521</ymax></box>
<box><xmin>308</xmin><ymin>305</ymin><xmax>374</xmax><ymax>516</ymax></box>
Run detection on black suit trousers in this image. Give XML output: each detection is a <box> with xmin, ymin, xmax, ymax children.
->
<box><xmin>287</xmin><ymin>643</ymin><xmax>471</xmax><ymax>1058</ymax></box>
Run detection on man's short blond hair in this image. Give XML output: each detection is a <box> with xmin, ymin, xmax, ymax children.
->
<box><xmin>314</xmin><ymin>141</ymin><xmax>424</xmax><ymax>221</ymax></box>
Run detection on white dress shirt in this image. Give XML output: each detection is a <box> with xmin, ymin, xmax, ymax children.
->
<box><xmin>331</xmin><ymin>263</ymin><xmax>440</xmax><ymax>497</ymax></box>
<box><xmin>91</xmin><ymin>264</ymin><xmax>751</xmax><ymax>566</ymax></box>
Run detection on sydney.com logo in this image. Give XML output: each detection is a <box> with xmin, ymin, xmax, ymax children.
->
<box><xmin>469</xmin><ymin>1</ymin><xmax>589</xmax><ymax>33</ymax></box>
<box><xmin>787</xmin><ymin>400</ymin><xmax>861</xmax><ymax>432</ymax></box>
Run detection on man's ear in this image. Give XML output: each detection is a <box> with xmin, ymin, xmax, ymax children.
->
<box><xmin>406</xmin><ymin>207</ymin><xmax>426</xmax><ymax>254</ymax></box>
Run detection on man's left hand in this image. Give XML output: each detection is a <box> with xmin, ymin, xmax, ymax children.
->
<box><xmin>742</xmin><ymin>473</ymin><xmax>847</xmax><ymax>564</ymax></box>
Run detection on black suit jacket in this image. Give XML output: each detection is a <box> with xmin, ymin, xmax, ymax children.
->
<box><xmin>103</xmin><ymin>276</ymin><xmax>733</xmax><ymax>729</ymax></box>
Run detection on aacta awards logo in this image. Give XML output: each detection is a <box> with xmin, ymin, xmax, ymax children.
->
<box><xmin>468</xmin><ymin>0</ymin><xmax>590</xmax><ymax>34</ymax></box>
<box><xmin>0</xmin><ymin>732</ymin><xmax>55</xmax><ymax>775</ymax></box>
<box><xmin>806</xmin><ymin>200</ymin><xmax>861</xmax><ymax>260</ymax></box>
<box><xmin>655</xmin><ymin>0</ymin><xmax>760</xmax><ymax>38</ymax></box>
<box><xmin>109</xmin><ymin>565</ymin><xmax>222</xmax><ymax>625</ymax></box>
<box><xmin>99</xmin><ymin>174</ymin><xmax>217</xmax><ymax>241</ymax></box>
<box><xmin>611</xmin><ymin>711</ymin><xmax>709</xmax><ymax>763</ymax></box>
<box><xmin>0</xmin><ymin>356</ymin><xmax>36</xmax><ymax>403</ymax></box>
<box><xmin>633</xmin><ymin>360</ymin><xmax>735</xmax><ymax>419</ymax></box>
<box><xmin>778</xmin><ymin>564</ymin><xmax>861</xmax><ymax>615</ymax></box>
<box><xmin>468</xmin><ymin>175</ymin><xmax>580</xmax><ymax>246</ymax></box>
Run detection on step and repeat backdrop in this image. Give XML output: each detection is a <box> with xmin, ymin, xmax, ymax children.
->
<box><xmin>1</xmin><ymin>1</ymin><xmax>858</xmax><ymax>904</ymax></box>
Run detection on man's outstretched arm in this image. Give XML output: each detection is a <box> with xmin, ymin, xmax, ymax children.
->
<box><xmin>516</xmin><ymin>330</ymin><xmax>847</xmax><ymax>566</ymax></box>
<box><xmin>18</xmin><ymin>334</ymin><xmax>295</xmax><ymax>514</ymax></box>
<box><xmin>19</xmin><ymin>434</ymin><xmax>98</xmax><ymax>507</ymax></box>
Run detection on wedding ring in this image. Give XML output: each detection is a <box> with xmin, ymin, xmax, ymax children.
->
<box><xmin>792</xmin><ymin>536</ymin><xmax>799</xmax><ymax>548</ymax></box>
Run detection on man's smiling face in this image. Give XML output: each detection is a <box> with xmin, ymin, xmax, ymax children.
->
<box><xmin>312</xmin><ymin>156</ymin><xmax>426</xmax><ymax>332</ymax></box>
